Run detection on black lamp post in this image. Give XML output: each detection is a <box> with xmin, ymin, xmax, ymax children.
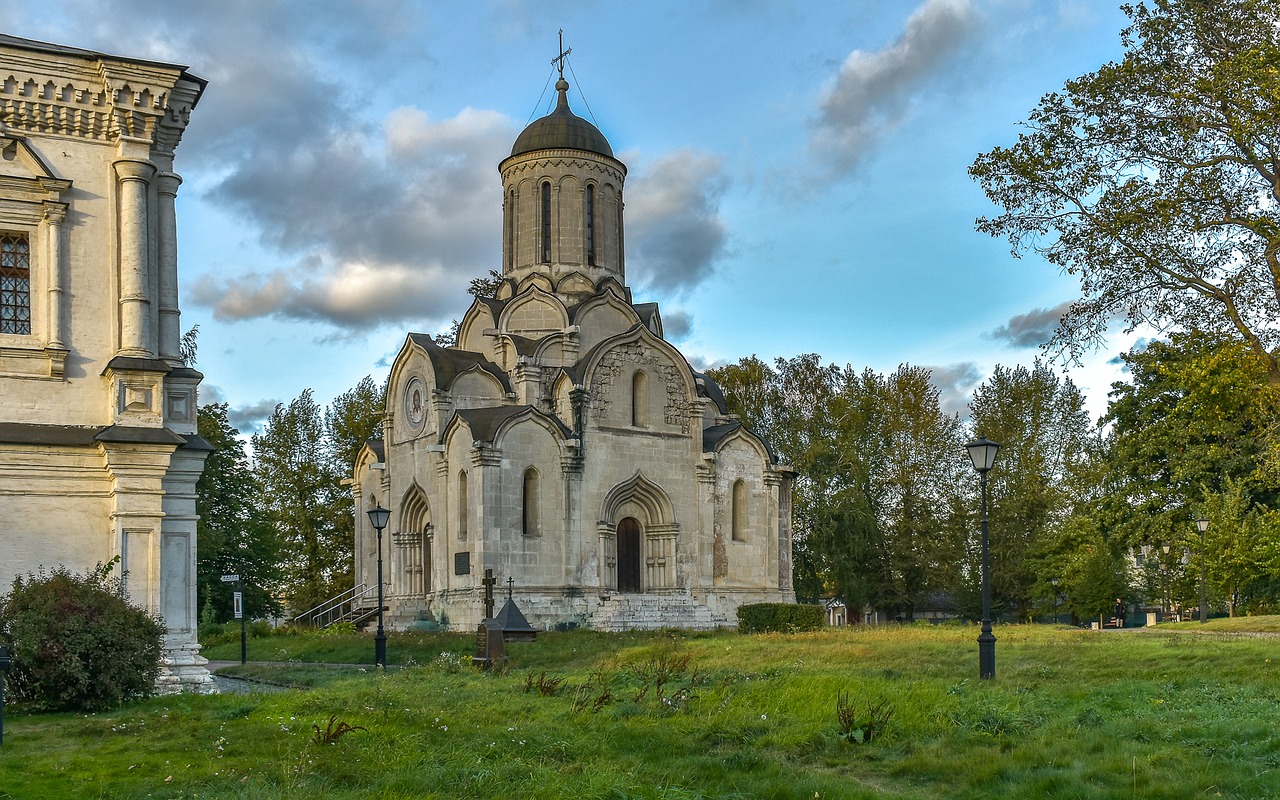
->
<box><xmin>1196</xmin><ymin>518</ymin><xmax>1209</xmax><ymax>623</ymax></box>
<box><xmin>367</xmin><ymin>501</ymin><xmax>391</xmax><ymax>668</ymax></box>
<box><xmin>966</xmin><ymin>436</ymin><xmax>1000</xmax><ymax>680</ymax></box>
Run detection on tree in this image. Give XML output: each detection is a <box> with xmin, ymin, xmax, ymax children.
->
<box><xmin>868</xmin><ymin>365</ymin><xmax>967</xmax><ymax>620</ymax></box>
<box><xmin>1101</xmin><ymin>332</ymin><xmax>1280</xmax><ymax>613</ymax></box>
<box><xmin>969</xmin><ymin>362</ymin><xmax>1096</xmax><ymax>619</ymax></box>
<box><xmin>971</xmin><ymin>0</ymin><xmax>1280</xmax><ymax>383</ymax></box>
<box><xmin>195</xmin><ymin>404</ymin><xmax>282</xmax><ymax>622</ymax></box>
<box><xmin>252</xmin><ymin>390</ymin><xmax>350</xmax><ymax>614</ymax></box>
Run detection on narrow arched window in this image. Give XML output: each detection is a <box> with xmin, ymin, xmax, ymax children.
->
<box><xmin>522</xmin><ymin>467</ymin><xmax>540</xmax><ymax>537</ymax></box>
<box><xmin>458</xmin><ymin>470</ymin><xmax>469</xmax><ymax>541</ymax></box>
<box><xmin>506</xmin><ymin>189</ymin><xmax>516</xmax><ymax>270</ymax></box>
<box><xmin>541</xmin><ymin>181</ymin><xmax>552</xmax><ymax>263</ymax></box>
<box><xmin>631</xmin><ymin>370</ymin><xmax>648</xmax><ymax>427</ymax></box>
<box><xmin>585</xmin><ymin>185</ymin><xmax>596</xmax><ymax>265</ymax></box>
<box><xmin>731</xmin><ymin>479</ymin><xmax>747</xmax><ymax>541</ymax></box>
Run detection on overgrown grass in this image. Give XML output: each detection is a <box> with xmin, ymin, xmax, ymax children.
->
<box><xmin>3</xmin><ymin>623</ymin><xmax>1279</xmax><ymax>798</ymax></box>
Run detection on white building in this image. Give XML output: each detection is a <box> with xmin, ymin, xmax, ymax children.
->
<box><xmin>351</xmin><ymin>74</ymin><xmax>795</xmax><ymax>631</ymax></box>
<box><xmin>0</xmin><ymin>35</ymin><xmax>211</xmax><ymax>692</ymax></box>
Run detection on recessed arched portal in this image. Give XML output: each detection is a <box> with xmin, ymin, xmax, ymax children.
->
<box><xmin>617</xmin><ymin>517</ymin><xmax>642</xmax><ymax>593</ymax></box>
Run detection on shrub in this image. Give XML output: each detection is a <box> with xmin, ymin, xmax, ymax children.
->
<box><xmin>0</xmin><ymin>562</ymin><xmax>165</xmax><ymax>711</ymax></box>
<box><xmin>736</xmin><ymin>603</ymin><xmax>824</xmax><ymax>633</ymax></box>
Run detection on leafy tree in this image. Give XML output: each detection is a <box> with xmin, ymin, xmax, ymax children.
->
<box><xmin>971</xmin><ymin>0</ymin><xmax>1280</xmax><ymax>383</ymax></box>
<box><xmin>252</xmin><ymin>390</ymin><xmax>350</xmax><ymax>615</ymax></box>
<box><xmin>868</xmin><ymin>365</ymin><xmax>967</xmax><ymax>620</ymax></box>
<box><xmin>195</xmin><ymin>404</ymin><xmax>282</xmax><ymax>622</ymax></box>
<box><xmin>251</xmin><ymin>378</ymin><xmax>386</xmax><ymax>616</ymax></box>
<box><xmin>1102</xmin><ymin>332</ymin><xmax>1280</xmax><ymax>613</ymax></box>
<box><xmin>969</xmin><ymin>362</ymin><xmax>1096</xmax><ymax>619</ymax></box>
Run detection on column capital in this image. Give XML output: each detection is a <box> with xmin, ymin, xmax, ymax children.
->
<box><xmin>155</xmin><ymin>171</ymin><xmax>183</xmax><ymax>196</ymax></box>
<box><xmin>114</xmin><ymin>159</ymin><xmax>156</xmax><ymax>182</ymax></box>
<box><xmin>42</xmin><ymin>201</ymin><xmax>67</xmax><ymax>224</ymax></box>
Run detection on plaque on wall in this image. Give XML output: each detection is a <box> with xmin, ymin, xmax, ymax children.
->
<box><xmin>454</xmin><ymin>551</ymin><xmax>471</xmax><ymax>575</ymax></box>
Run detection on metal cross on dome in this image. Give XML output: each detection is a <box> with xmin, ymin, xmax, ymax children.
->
<box><xmin>552</xmin><ymin>29</ymin><xmax>572</xmax><ymax>79</ymax></box>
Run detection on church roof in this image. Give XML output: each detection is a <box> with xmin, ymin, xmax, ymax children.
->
<box><xmin>510</xmin><ymin>78</ymin><xmax>613</xmax><ymax>158</ymax></box>
<box><xmin>703</xmin><ymin>421</ymin><xmax>778</xmax><ymax>464</ymax></box>
<box><xmin>454</xmin><ymin>405</ymin><xmax>573</xmax><ymax>444</ymax></box>
<box><xmin>407</xmin><ymin>333</ymin><xmax>512</xmax><ymax>394</ymax></box>
<box><xmin>692</xmin><ymin>370</ymin><xmax>728</xmax><ymax>415</ymax></box>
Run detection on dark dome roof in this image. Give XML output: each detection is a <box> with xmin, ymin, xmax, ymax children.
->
<box><xmin>510</xmin><ymin>78</ymin><xmax>613</xmax><ymax>158</ymax></box>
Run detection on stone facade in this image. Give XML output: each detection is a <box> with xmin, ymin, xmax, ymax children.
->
<box><xmin>0</xmin><ymin>35</ymin><xmax>212</xmax><ymax>692</ymax></box>
<box><xmin>351</xmin><ymin>76</ymin><xmax>795</xmax><ymax>632</ymax></box>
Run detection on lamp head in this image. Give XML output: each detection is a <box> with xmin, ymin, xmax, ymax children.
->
<box><xmin>965</xmin><ymin>437</ymin><xmax>1001</xmax><ymax>473</ymax></box>
<box><xmin>1196</xmin><ymin>518</ymin><xmax>1209</xmax><ymax>533</ymax></box>
<box><xmin>367</xmin><ymin>501</ymin><xmax>391</xmax><ymax>532</ymax></box>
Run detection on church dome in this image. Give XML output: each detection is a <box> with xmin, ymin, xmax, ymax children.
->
<box><xmin>510</xmin><ymin>78</ymin><xmax>613</xmax><ymax>158</ymax></box>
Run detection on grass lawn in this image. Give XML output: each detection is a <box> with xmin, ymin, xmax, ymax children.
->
<box><xmin>2</xmin><ymin>622</ymin><xmax>1279</xmax><ymax>799</ymax></box>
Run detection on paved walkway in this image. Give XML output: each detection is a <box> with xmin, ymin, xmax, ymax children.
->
<box><xmin>205</xmin><ymin>660</ymin><xmax>391</xmax><ymax>694</ymax></box>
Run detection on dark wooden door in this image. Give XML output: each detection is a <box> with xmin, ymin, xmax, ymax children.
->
<box><xmin>617</xmin><ymin>517</ymin><xmax>641</xmax><ymax>593</ymax></box>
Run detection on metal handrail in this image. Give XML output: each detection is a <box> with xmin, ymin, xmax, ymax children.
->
<box><xmin>317</xmin><ymin>584</ymin><xmax>382</xmax><ymax>628</ymax></box>
<box><xmin>293</xmin><ymin>583</ymin><xmax>367</xmax><ymax>627</ymax></box>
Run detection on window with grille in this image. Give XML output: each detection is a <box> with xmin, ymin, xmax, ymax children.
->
<box><xmin>0</xmin><ymin>233</ymin><xmax>31</xmax><ymax>335</ymax></box>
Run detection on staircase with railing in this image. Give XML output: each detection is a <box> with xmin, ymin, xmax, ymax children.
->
<box><xmin>293</xmin><ymin>583</ymin><xmax>384</xmax><ymax>629</ymax></box>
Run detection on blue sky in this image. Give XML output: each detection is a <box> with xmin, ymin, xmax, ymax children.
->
<box><xmin>6</xmin><ymin>0</ymin><xmax>1140</xmax><ymax>431</ymax></box>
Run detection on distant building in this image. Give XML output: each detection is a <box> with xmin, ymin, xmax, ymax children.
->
<box><xmin>351</xmin><ymin>73</ymin><xmax>795</xmax><ymax>631</ymax></box>
<box><xmin>0</xmin><ymin>35</ymin><xmax>212</xmax><ymax>692</ymax></box>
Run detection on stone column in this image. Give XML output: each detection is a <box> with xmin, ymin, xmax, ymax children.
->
<box><xmin>155</xmin><ymin>170</ymin><xmax>182</xmax><ymax>363</ymax></box>
<box><xmin>42</xmin><ymin>201</ymin><xmax>67</xmax><ymax>350</ymax></box>
<box><xmin>115</xmin><ymin>159</ymin><xmax>155</xmax><ymax>357</ymax></box>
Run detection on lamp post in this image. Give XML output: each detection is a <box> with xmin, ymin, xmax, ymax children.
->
<box><xmin>1050</xmin><ymin>578</ymin><xmax>1060</xmax><ymax>625</ymax></box>
<box><xmin>367</xmin><ymin>501</ymin><xmax>391</xmax><ymax>668</ymax></box>
<box><xmin>1161</xmin><ymin>542</ymin><xmax>1171</xmax><ymax>619</ymax></box>
<box><xmin>1196</xmin><ymin>518</ymin><xmax>1209</xmax><ymax>623</ymax></box>
<box><xmin>966</xmin><ymin>436</ymin><xmax>1000</xmax><ymax>680</ymax></box>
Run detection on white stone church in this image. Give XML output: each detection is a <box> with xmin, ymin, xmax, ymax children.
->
<box><xmin>351</xmin><ymin>73</ymin><xmax>795</xmax><ymax>631</ymax></box>
<box><xmin>0</xmin><ymin>36</ymin><xmax>212</xmax><ymax>691</ymax></box>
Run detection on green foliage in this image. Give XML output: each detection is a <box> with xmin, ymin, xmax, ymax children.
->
<box><xmin>736</xmin><ymin>602</ymin><xmax>823</xmax><ymax>633</ymax></box>
<box><xmin>969</xmin><ymin>361</ymin><xmax>1097</xmax><ymax>619</ymax></box>
<box><xmin>0</xmin><ymin>562</ymin><xmax>164</xmax><ymax>712</ymax></box>
<box><xmin>971</xmin><ymin>0</ymin><xmax>1280</xmax><ymax>382</ymax></box>
<box><xmin>709</xmin><ymin>356</ymin><xmax>969</xmax><ymax>619</ymax></box>
<box><xmin>1103</xmin><ymin>332</ymin><xmax>1280</xmax><ymax>613</ymax></box>
<box><xmin>196</xmin><ymin>403</ymin><xmax>282</xmax><ymax>622</ymax></box>
<box><xmin>252</xmin><ymin>376</ymin><xmax>385</xmax><ymax>615</ymax></box>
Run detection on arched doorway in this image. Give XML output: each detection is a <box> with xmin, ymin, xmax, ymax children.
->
<box><xmin>617</xmin><ymin>517</ymin><xmax>642</xmax><ymax>593</ymax></box>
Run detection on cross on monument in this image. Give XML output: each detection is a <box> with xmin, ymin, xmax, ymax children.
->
<box><xmin>552</xmin><ymin>29</ymin><xmax>572</xmax><ymax>79</ymax></box>
<box><xmin>482</xmin><ymin>568</ymin><xmax>496</xmax><ymax>620</ymax></box>
<box><xmin>507</xmin><ymin>576</ymin><xmax>515</xmax><ymax>601</ymax></box>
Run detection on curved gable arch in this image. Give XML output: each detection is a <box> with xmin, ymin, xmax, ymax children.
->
<box><xmin>449</xmin><ymin>364</ymin><xmax>506</xmax><ymax>408</ymax></box>
<box><xmin>556</xmin><ymin>271</ymin><xmax>595</xmax><ymax>298</ymax></box>
<box><xmin>714</xmin><ymin>427</ymin><xmax>772</xmax><ymax>466</ymax></box>
<box><xmin>500</xmin><ymin>285</ymin><xmax>568</xmax><ymax>336</ymax></box>
<box><xmin>573</xmin><ymin>291</ymin><xmax>643</xmax><ymax>353</ymax></box>
<box><xmin>399</xmin><ymin>483</ymin><xmax>432</xmax><ymax>533</ymax></box>
<box><xmin>457</xmin><ymin>300</ymin><xmax>499</xmax><ymax>355</ymax></box>
<box><xmin>600</xmin><ymin>471</ymin><xmax>675</xmax><ymax>528</ymax></box>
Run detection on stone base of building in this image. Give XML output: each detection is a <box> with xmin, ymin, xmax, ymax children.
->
<box><xmin>155</xmin><ymin>636</ymin><xmax>217</xmax><ymax>695</ymax></box>
<box><xmin>381</xmin><ymin>586</ymin><xmax>792</xmax><ymax>633</ymax></box>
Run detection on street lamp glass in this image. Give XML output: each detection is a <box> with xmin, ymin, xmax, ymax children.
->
<box><xmin>1196</xmin><ymin>518</ymin><xmax>1209</xmax><ymax>534</ymax></box>
<box><xmin>367</xmin><ymin>502</ymin><xmax>391</xmax><ymax>532</ymax></box>
<box><xmin>965</xmin><ymin>437</ymin><xmax>1001</xmax><ymax>472</ymax></box>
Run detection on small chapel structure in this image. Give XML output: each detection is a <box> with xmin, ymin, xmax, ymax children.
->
<box><xmin>350</xmin><ymin>68</ymin><xmax>795</xmax><ymax>631</ymax></box>
<box><xmin>0</xmin><ymin>36</ymin><xmax>212</xmax><ymax>691</ymax></box>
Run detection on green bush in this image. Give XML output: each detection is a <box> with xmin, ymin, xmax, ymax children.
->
<box><xmin>0</xmin><ymin>562</ymin><xmax>165</xmax><ymax>711</ymax></box>
<box><xmin>736</xmin><ymin>603</ymin><xmax>824</xmax><ymax>633</ymax></box>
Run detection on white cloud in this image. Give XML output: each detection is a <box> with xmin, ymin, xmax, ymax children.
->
<box><xmin>625</xmin><ymin>148</ymin><xmax>730</xmax><ymax>295</ymax></box>
<box><xmin>925</xmin><ymin>361</ymin><xmax>983</xmax><ymax>416</ymax></box>
<box><xmin>810</xmin><ymin>0</ymin><xmax>980</xmax><ymax>176</ymax></box>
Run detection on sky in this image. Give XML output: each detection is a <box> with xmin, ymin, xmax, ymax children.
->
<box><xmin>5</xmin><ymin>0</ymin><xmax>1144</xmax><ymax>433</ymax></box>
